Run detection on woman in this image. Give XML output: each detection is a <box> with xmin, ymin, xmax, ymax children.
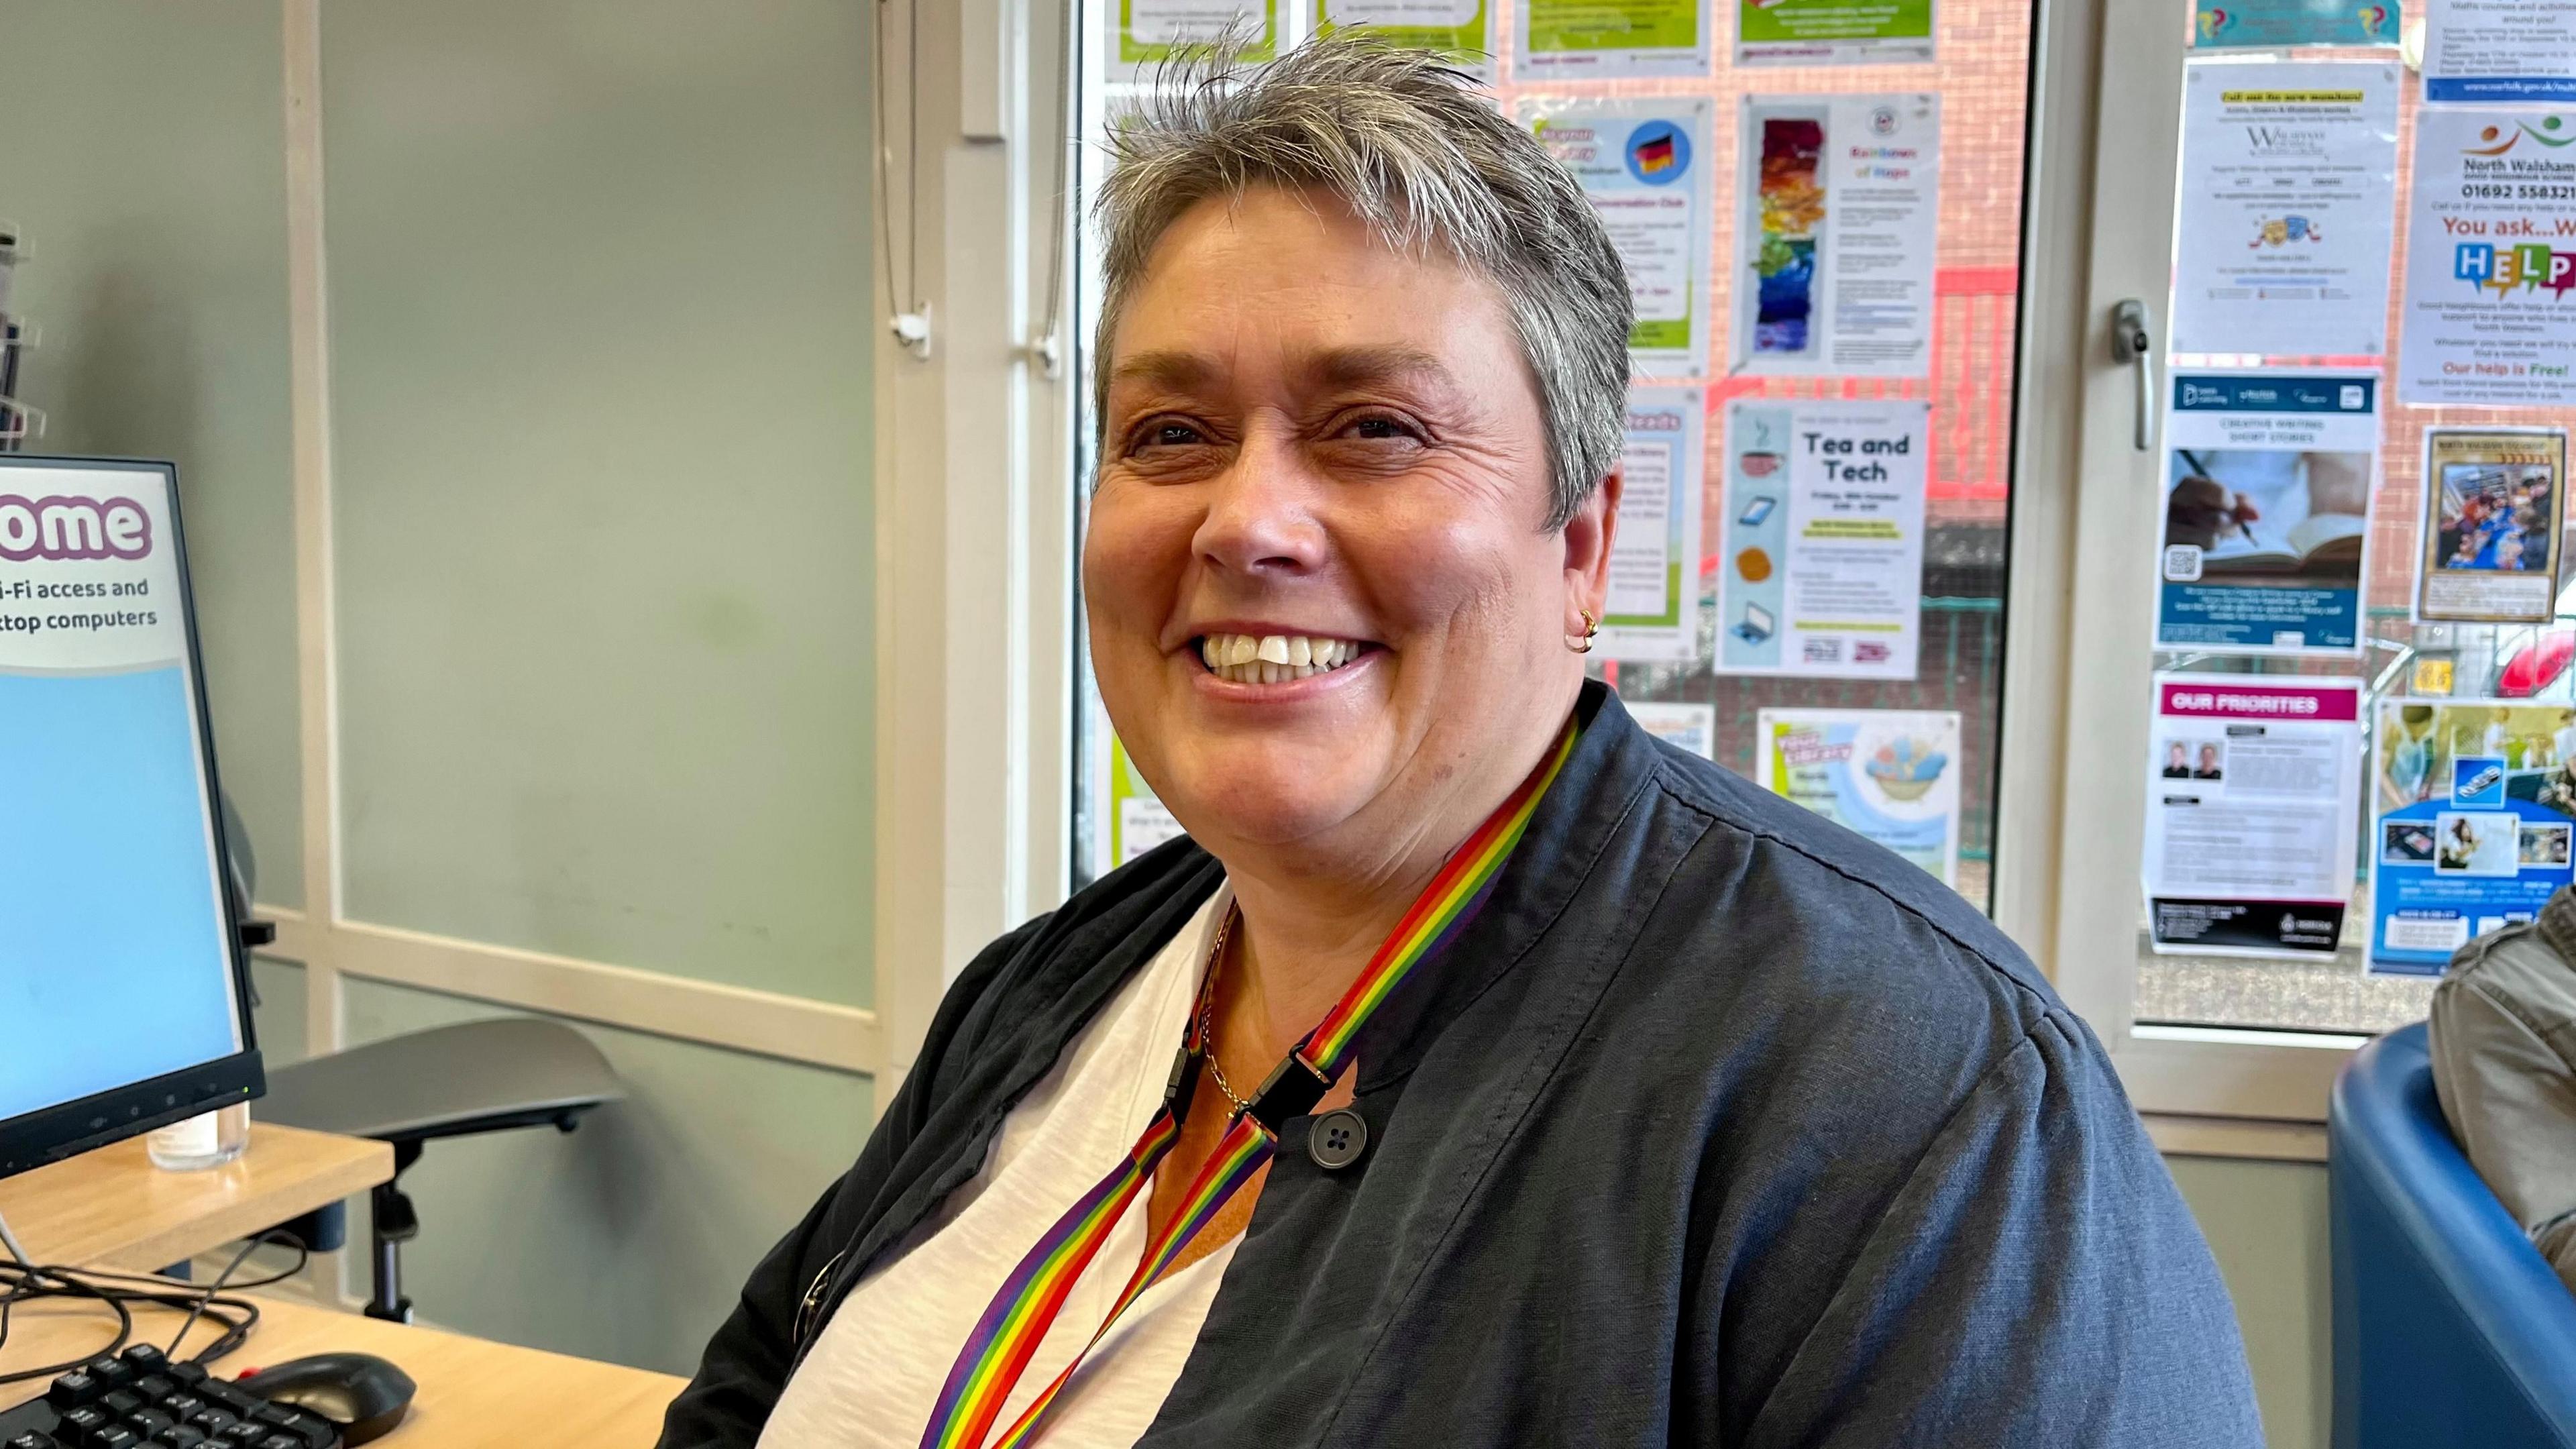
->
<box><xmin>662</xmin><ymin>36</ymin><xmax>2258</xmax><ymax>1449</ymax></box>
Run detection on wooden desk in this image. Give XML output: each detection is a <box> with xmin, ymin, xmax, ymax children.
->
<box><xmin>0</xmin><ymin>1291</ymin><xmax>684</xmax><ymax>1445</ymax></box>
<box><xmin>0</xmin><ymin>1124</ymin><xmax>392</xmax><ymax>1271</ymax></box>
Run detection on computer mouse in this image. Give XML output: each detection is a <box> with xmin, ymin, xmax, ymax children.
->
<box><xmin>237</xmin><ymin>1351</ymin><xmax>417</xmax><ymax>1445</ymax></box>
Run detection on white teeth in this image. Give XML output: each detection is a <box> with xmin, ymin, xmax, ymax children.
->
<box><xmin>1196</xmin><ymin>632</ymin><xmax>1366</xmax><ymax>684</ymax></box>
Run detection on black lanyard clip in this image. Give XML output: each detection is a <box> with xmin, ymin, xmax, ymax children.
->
<box><xmin>1241</xmin><ymin>1048</ymin><xmax>1332</xmax><ymax>1132</ymax></box>
<box><xmin>1163</xmin><ymin>1044</ymin><xmax>1204</xmax><ymax>1124</ymax></box>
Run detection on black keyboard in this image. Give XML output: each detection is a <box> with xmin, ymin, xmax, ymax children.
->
<box><xmin>0</xmin><ymin>1342</ymin><xmax>339</xmax><ymax>1449</ymax></box>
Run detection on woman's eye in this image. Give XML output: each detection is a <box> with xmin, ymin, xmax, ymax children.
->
<box><xmin>1131</xmin><ymin>420</ymin><xmax>1205</xmax><ymax>453</ymax></box>
<box><xmin>1342</xmin><ymin>415</ymin><xmax>1418</xmax><ymax>442</ymax></box>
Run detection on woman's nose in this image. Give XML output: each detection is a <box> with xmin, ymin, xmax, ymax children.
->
<box><xmin>1192</xmin><ymin>437</ymin><xmax>1326</xmax><ymax>577</ymax></box>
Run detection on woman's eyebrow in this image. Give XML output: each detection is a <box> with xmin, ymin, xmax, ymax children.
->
<box><xmin>1303</xmin><ymin>345</ymin><xmax>1462</xmax><ymax>398</ymax></box>
<box><xmin>1107</xmin><ymin>350</ymin><xmax>1218</xmax><ymax>396</ymax></box>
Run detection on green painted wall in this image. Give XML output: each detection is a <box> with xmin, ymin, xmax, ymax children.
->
<box><xmin>2171</xmin><ymin>1155</ymin><xmax>2334</xmax><ymax>1449</ymax></box>
<box><xmin>320</xmin><ymin>0</ymin><xmax>879</xmax><ymax>1006</ymax></box>
<box><xmin>0</xmin><ymin>0</ymin><xmax>303</xmax><ymax>908</ymax></box>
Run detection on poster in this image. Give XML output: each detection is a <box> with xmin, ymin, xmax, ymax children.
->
<box><xmin>2370</xmin><ymin>698</ymin><xmax>2576</xmax><ymax>974</ymax></box>
<box><xmin>1599</xmin><ymin>386</ymin><xmax>1707</xmax><ymax>661</ymax></box>
<box><xmin>1756</xmin><ymin>708</ymin><xmax>1961</xmax><ymax>885</ymax></box>
<box><xmin>2414</xmin><ymin>427</ymin><xmax>2569</xmax><ymax>623</ymax></box>
<box><xmin>2398</xmin><ymin>107</ymin><xmax>2576</xmax><ymax>407</ymax></box>
<box><xmin>1116</xmin><ymin>1</ymin><xmax>1277</xmax><ymax>77</ymax></box>
<box><xmin>1627</xmin><ymin>701</ymin><xmax>1717</xmax><ymax>758</ymax></box>
<box><xmin>2144</xmin><ymin>676</ymin><xmax>2362</xmax><ymax>959</ymax></box>
<box><xmin>1730</xmin><ymin>94</ymin><xmax>1941</xmax><ymax>378</ymax></box>
<box><xmin>1715</xmin><ymin>400</ymin><xmax>1928</xmax><ymax>678</ymax></box>
<box><xmin>1105</xmin><ymin>735</ymin><xmax>1185</xmax><ymax>869</ymax></box>
<box><xmin>2192</xmin><ymin>0</ymin><xmax>2400</xmax><ymax>48</ymax></box>
<box><xmin>1523</xmin><ymin>0</ymin><xmax>1711</xmax><ymax>79</ymax></box>
<box><xmin>1734</xmin><ymin>0</ymin><xmax>1934</xmax><ymax>66</ymax></box>
<box><xmin>2169</xmin><ymin>64</ymin><xmax>2400</xmax><ymax>358</ymax></box>
<box><xmin>1313</xmin><ymin>0</ymin><xmax>1493</xmax><ymax>72</ymax></box>
<box><xmin>2156</xmin><ymin>373</ymin><xmax>2379</xmax><ymax>656</ymax></box>
<box><xmin>2424</xmin><ymin>0</ymin><xmax>2576</xmax><ymax>103</ymax></box>
<box><xmin>1529</xmin><ymin>99</ymin><xmax>1715</xmax><ymax>370</ymax></box>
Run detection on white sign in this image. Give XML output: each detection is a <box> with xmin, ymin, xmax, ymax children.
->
<box><xmin>1715</xmin><ymin>400</ymin><xmax>1928</xmax><ymax>679</ymax></box>
<box><xmin>1529</xmin><ymin>98</ymin><xmax>1717</xmax><ymax>372</ymax></box>
<box><xmin>1627</xmin><ymin>701</ymin><xmax>1717</xmax><ymax>759</ymax></box>
<box><xmin>1599</xmin><ymin>385</ymin><xmax>1707</xmax><ymax>661</ymax></box>
<box><xmin>1729</xmin><ymin>95</ymin><xmax>1941</xmax><ymax>379</ymax></box>
<box><xmin>2144</xmin><ymin>675</ymin><xmax>2362</xmax><ymax>959</ymax></box>
<box><xmin>2425</xmin><ymin>0</ymin><xmax>2576</xmax><ymax>103</ymax></box>
<box><xmin>2170</xmin><ymin>62</ymin><xmax>2400</xmax><ymax>358</ymax></box>
<box><xmin>2398</xmin><ymin>107</ymin><xmax>2576</xmax><ymax>407</ymax></box>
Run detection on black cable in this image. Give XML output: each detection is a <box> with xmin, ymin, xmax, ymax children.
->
<box><xmin>0</xmin><ymin>1230</ymin><xmax>309</xmax><ymax>1385</ymax></box>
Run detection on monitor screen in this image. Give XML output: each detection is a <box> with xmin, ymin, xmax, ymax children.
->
<box><xmin>0</xmin><ymin>458</ymin><xmax>256</xmax><ymax>1171</ymax></box>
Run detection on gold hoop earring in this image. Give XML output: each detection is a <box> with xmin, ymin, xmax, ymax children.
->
<box><xmin>1567</xmin><ymin>608</ymin><xmax>1599</xmax><ymax>654</ymax></box>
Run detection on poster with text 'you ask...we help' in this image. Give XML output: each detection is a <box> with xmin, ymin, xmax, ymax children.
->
<box><xmin>2399</xmin><ymin>107</ymin><xmax>2576</xmax><ymax>407</ymax></box>
<box><xmin>2371</xmin><ymin>698</ymin><xmax>2576</xmax><ymax>975</ymax></box>
<box><xmin>2144</xmin><ymin>676</ymin><xmax>2361</xmax><ymax>961</ymax></box>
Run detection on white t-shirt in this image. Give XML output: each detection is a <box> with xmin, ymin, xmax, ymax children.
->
<box><xmin>758</xmin><ymin>893</ymin><xmax>1233</xmax><ymax>1449</ymax></box>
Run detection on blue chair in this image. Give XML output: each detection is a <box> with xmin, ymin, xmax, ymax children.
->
<box><xmin>2330</xmin><ymin>1022</ymin><xmax>2576</xmax><ymax>1449</ymax></box>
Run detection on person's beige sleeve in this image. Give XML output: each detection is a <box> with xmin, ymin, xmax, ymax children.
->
<box><xmin>2430</xmin><ymin>966</ymin><xmax>2576</xmax><ymax>1296</ymax></box>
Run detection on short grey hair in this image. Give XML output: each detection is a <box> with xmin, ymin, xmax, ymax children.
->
<box><xmin>1093</xmin><ymin>32</ymin><xmax>1634</xmax><ymax>530</ymax></box>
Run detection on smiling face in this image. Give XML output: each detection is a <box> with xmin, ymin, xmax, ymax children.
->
<box><xmin>1085</xmin><ymin>186</ymin><xmax>1616</xmax><ymax>880</ymax></box>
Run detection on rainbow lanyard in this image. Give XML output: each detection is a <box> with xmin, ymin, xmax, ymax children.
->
<box><xmin>916</xmin><ymin>721</ymin><xmax>1579</xmax><ymax>1449</ymax></box>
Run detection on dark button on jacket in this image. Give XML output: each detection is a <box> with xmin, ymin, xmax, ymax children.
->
<box><xmin>660</xmin><ymin>682</ymin><xmax>2261</xmax><ymax>1448</ymax></box>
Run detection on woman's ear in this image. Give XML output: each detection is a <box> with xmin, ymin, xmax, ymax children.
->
<box><xmin>1560</xmin><ymin>468</ymin><xmax>1623</xmax><ymax>632</ymax></box>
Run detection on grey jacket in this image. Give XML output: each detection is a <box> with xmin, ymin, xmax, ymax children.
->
<box><xmin>2430</xmin><ymin>888</ymin><xmax>2576</xmax><ymax>1294</ymax></box>
<box><xmin>661</xmin><ymin>683</ymin><xmax>2260</xmax><ymax>1447</ymax></box>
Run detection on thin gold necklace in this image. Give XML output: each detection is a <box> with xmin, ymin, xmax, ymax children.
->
<box><xmin>1195</xmin><ymin>904</ymin><xmax>1252</xmax><ymax>1116</ymax></box>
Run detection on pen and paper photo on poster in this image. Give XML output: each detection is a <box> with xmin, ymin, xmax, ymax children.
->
<box><xmin>2157</xmin><ymin>375</ymin><xmax>2377</xmax><ymax>656</ymax></box>
<box><xmin>2414</xmin><ymin>427</ymin><xmax>2569</xmax><ymax>625</ymax></box>
<box><xmin>2144</xmin><ymin>676</ymin><xmax>2361</xmax><ymax>959</ymax></box>
<box><xmin>2371</xmin><ymin>698</ymin><xmax>2576</xmax><ymax>973</ymax></box>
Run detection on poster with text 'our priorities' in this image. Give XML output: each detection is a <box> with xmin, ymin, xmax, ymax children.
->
<box><xmin>1716</xmin><ymin>399</ymin><xmax>1927</xmax><ymax>679</ymax></box>
<box><xmin>2399</xmin><ymin>107</ymin><xmax>2576</xmax><ymax>407</ymax></box>
<box><xmin>1731</xmin><ymin>94</ymin><xmax>1940</xmax><ymax>379</ymax></box>
<box><xmin>1758</xmin><ymin>708</ymin><xmax>1961</xmax><ymax>886</ymax></box>
<box><xmin>1529</xmin><ymin>97</ymin><xmax>1715</xmax><ymax>372</ymax></box>
<box><xmin>2372</xmin><ymin>698</ymin><xmax>2576</xmax><ymax>974</ymax></box>
<box><xmin>2157</xmin><ymin>373</ymin><xmax>2379</xmax><ymax>657</ymax></box>
<box><xmin>2145</xmin><ymin>676</ymin><xmax>2361</xmax><ymax>960</ymax></box>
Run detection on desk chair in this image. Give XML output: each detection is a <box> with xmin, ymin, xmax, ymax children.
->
<box><xmin>257</xmin><ymin>1018</ymin><xmax>624</xmax><ymax>1322</ymax></box>
<box><xmin>219</xmin><ymin>797</ymin><xmax>625</xmax><ymax>1322</ymax></box>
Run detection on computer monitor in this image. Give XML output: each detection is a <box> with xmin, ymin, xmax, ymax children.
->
<box><xmin>0</xmin><ymin>456</ymin><xmax>262</xmax><ymax>1181</ymax></box>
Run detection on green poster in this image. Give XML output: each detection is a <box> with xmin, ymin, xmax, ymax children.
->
<box><xmin>1735</xmin><ymin>0</ymin><xmax>1935</xmax><ymax>65</ymax></box>
<box><xmin>1524</xmin><ymin>0</ymin><xmax>1709</xmax><ymax>78</ymax></box>
<box><xmin>1119</xmin><ymin>0</ymin><xmax>1278</xmax><ymax>71</ymax></box>
<box><xmin>1313</xmin><ymin>1</ymin><xmax>1493</xmax><ymax>69</ymax></box>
